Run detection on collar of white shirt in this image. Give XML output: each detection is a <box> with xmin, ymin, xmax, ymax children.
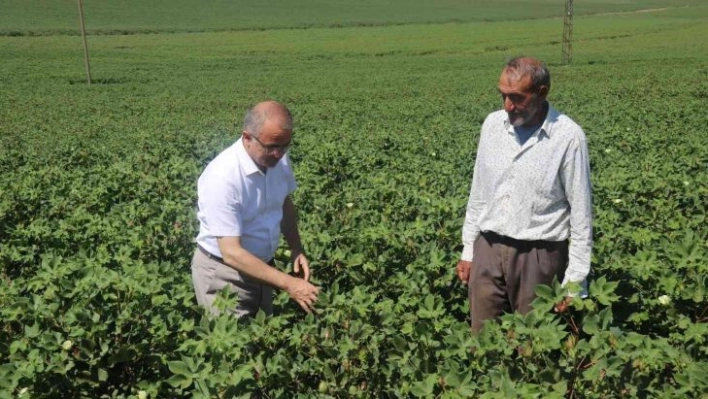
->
<box><xmin>235</xmin><ymin>137</ymin><xmax>264</xmax><ymax>176</ymax></box>
<box><xmin>503</xmin><ymin>102</ymin><xmax>561</xmax><ymax>139</ymax></box>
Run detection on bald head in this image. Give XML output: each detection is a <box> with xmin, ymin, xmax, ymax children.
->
<box><xmin>243</xmin><ymin>100</ymin><xmax>293</xmax><ymax>137</ymax></box>
<box><xmin>502</xmin><ymin>57</ymin><xmax>551</xmax><ymax>93</ymax></box>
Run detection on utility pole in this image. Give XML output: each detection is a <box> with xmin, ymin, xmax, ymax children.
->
<box><xmin>562</xmin><ymin>0</ymin><xmax>573</xmax><ymax>65</ymax></box>
<box><xmin>77</xmin><ymin>0</ymin><xmax>92</xmax><ymax>84</ymax></box>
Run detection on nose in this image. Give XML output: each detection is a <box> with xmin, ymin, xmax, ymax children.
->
<box><xmin>270</xmin><ymin>147</ymin><xmax>287</xmax><ymax>158</ymax></box>
<box><xmin>503</xmin><ymin>96</ymin><xmax>515</xmax><ymax>113</ymax></box>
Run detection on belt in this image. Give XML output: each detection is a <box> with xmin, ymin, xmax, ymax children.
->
<box><xmin>198</xmin><ymin>245</ymin><xmax>275</xmax><ymax>267</ymax></box>
<box><xmin>481</xmin><ymin>231</ymin><xmax>567</xmax><ymax>250</ymax></box>
<box><xmin>198</xmin><ymin>245</ymin><xmax>226</xmax><ymax>264</ymax></box>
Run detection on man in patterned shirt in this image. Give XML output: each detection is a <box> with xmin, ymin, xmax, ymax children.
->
<box><xmin>456</xmin><ymin>57</ymin><xmax>593</xmax><ymax>332</ymax></box>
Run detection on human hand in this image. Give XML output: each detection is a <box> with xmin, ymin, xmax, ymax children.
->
<box><xmin>554</xmin><ymin>296</ymin><xmax>573</xmax><ymax>313</ymax></box>
<box><xmin>285</xmin><ymin>277</ymin><xmax>320</xmax><ymax>314</ymax></box>
<box><xmin>292</xmin><ymin>253</ymin><xmax>311</xmax><ymax>282</ymax></box>
<box><xmin>456</xmin><ymin>260</ymin><xmax>473</xmax><ymax>285</ymax></box>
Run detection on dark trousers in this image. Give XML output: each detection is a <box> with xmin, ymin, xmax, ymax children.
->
<box><xmin>468</xmin><ymin>231</ymin><xmax>568</xmax><ymax>332</ymax></box>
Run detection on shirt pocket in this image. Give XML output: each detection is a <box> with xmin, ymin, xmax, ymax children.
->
<box><xmin>533</xmin><ymin>160</ymin><xmax>566</xmax><ymax>215</ymax></box>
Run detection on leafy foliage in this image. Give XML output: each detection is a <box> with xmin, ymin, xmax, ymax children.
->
<box><xmin>2</xmin><ymin>0</ymin><xmax>704</xmax><ymax>36</ymax></box>
<box><xmin>1</xmin><ymin>3</ymin><xmax>708</xmax><ymax>398</ymax></box>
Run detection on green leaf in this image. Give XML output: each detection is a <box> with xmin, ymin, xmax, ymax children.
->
<box><xmin>165</xmin><ymin>374</ymin><xmax>192</xmax><ymax>389</ymax></box>
<box><xmin>98</xmin><ymin>368</ymin><xmax>108</xmax><ymax>382</ymax></box>
<box><xmin>583</xmin><ymin>314</ymin><xmax>600</xmax><ymax>335</ymax></box>
<box><xmin>410</xmin><ymin>374</ymin><xmax>437</xmax><ymax>397</ymax></box>
<box><xmin>167</xmin><ymin>360</ymin><xmax>191</xmax><ymax>376</ymax></box>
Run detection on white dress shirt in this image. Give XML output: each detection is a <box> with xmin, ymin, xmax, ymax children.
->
<box><xmin>461</xmin><ymin>103</ymin><xmax>593</xmax><ymax>292</ymax></box>
<box><xmin>196</xmin><ymin>138</ymin><xmax>297</xmax><ymax>262</ymax></box>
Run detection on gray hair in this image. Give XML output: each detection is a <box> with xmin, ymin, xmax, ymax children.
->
<box><xmin>504</xmin><ymin>57</ymin><xmax>551</xmax><ymax>92</ymax></box>
<box><xmin>242</xmin><ymin>100</ymin><xmax>293</xmax><ymax>137</ymax></box>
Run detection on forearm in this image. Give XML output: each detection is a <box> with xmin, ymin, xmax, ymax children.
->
<box><xmin>219</xmin><ymin>242</ymin><xmax>293</xmax><ymax>290</ymax></box>
<box><xmin>281</xmin><ymin>196</ymin><xmax>304</xmax><ymax>255</ymax></box>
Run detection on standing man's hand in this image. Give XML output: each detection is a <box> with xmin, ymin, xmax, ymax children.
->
<box><xmin>292</xmin><ymin>252</ymin><xmax>311</xmax><ymax>281</ymax></box>
<box><xmin>456</xmin><ymin>260</ymin><xmax>473</xmax><ymax>285</ymax></box>
<box><xmin>285</xmin><ymin>277</ymin><xmax>319</xmax><ymax>314</ymax></box>
<box><xmin>554</xmin><ymin>296</ymin><xmax>573</xmax><ymax>313</ymax></box>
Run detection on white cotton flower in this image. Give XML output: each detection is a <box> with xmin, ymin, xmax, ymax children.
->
<box><xmin>683</xmin><ymin>181</ymin><xmax>690</xmax><ymax>187</ymax></box>
<box><xmin>658</xmin><ymin>295</ymin><xmax>671</xmax><ymax>306</ymax></box>
<box><xmin>346</xmin><ymin>203</ymin><xmax>354</xmax><ymax>208</ymax></box>
<box><xmin>612</xmin><ymin>199</ymin><xmax>623</xmax><ymax>204</ymax></box>
<box><xmin>138</xmin><ymin>391</ymin><xmax>148</xmax><ymax>399</ymax></box>
<box><xmin>605</xmin><ymin>148</ymin><xmax>612</xmax><ymax>154</ymax></box>
<box><xmin>61</xmin><ymin>340</ymin><xmax>73</xmax><ymax>350</ymax></box>
<box><xmin>18</xmin><ymin>388</ymin><xmax>28</xmax><ymax>396</ymax></box>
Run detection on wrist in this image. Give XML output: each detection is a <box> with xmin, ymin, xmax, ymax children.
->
<box><xmin>290</xmin><ymin>247</ymin><xmax>305</xmax><ymax>258</ymax></box>
<box><xmin>278</xmin><ymin>273</ymin><xmax>297</xmax><ymax>291</ymax></box>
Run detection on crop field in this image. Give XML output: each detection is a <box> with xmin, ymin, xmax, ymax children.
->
<box><xmin>1</xmin><ymin>0</ymin><xmax>707</xmax><ymax>398</ymax></box>
<box><xmin>2</xmin><ymin>0</ymin><xmax>706</xmax><ymax>35</ymax></box>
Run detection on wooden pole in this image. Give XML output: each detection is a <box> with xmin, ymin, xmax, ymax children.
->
<box><xmin>77</xmin><ymin>0</ymin><xmax>92</xmax><ymax>84</ymax></box>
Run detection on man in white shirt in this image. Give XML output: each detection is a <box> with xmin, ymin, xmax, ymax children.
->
<box><xmin>192</xmin><ymin>100</ymin><xmax>319</xmax><ymax>317</ymax></box>
<box><xmin>456</xmin><ymin>57</ymin><xmax>593</xmax><ymax>332</ymax></box>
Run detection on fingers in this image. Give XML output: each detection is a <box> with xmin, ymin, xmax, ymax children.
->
<box><xmin>554</xmin><ymin>297</ymin><xmax>572</xmax><ymax>313</ymax></box>
<box><xmin>288</xmin><ymin>278</ymin><xmax>320</xmax><ymax>314</ymax></box>
<box><xmin>299</xmin><ymin>257</ymin><xmax>311</xmax><ymax>282</ymax></box>
<box><xmin>292</xmin><ymin>254</ymin><xmax>311</xmax><ymax>281</ymax></box>
<box><xmin>296</xmin><ymin>293</ymin><xmax>318</xmax><ymax>314</ymax></box>
<box><xmin>297</xmin><ymin>292</ymin><xmax>318</xmax><ymax>313</ymax></box>
<box><xmin>296</xmin><ymin>299</ymin><xmax>313</xmax><ymax>313</ymax></box>
<box><xmin>456</xmin><ymin>261</ymin><xmax>471</xmax><ymax>285</ymax></box>
<box><xmin>456</xmin><ymin>267</ymin><xmax>469</xmax><ymax>284</ymax></box>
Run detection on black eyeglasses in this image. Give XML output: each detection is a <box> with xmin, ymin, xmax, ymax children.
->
<box><xmin>249</xmin><ymin>133</ymin><xmax>291</xmax><ymax>154</ymax></box>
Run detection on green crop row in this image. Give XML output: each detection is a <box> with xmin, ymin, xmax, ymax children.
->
<box><xmin>1</xmin><ymin>6</ymin><xmax>707</xmax><ymax>398</ymax></box>
<box><xmin>1</xmin><ymin>0</ymin><xmax>705</xmax><ymax>36</ymax></box>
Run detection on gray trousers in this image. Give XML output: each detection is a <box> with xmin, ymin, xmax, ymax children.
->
<box><xmin>191</xmin><ymin>248</ymin><xmax>274</xmax><ymax>318</ymax></box>
<box><xmin>468</xmin><ymin>231</ymin><xmax>568</xmax><ymax>332</ymax></box>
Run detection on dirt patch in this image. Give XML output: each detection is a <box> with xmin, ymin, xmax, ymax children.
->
<box><xmin>595</xmin><ymin>8</ymin><xmax>668</xmax><ymax>17</ymax></box>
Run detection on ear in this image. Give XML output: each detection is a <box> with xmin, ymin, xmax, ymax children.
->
<box><xmin>537</xmin><ymin>85</ymin><xmax>549</xmax><ymax>99</ymax></box>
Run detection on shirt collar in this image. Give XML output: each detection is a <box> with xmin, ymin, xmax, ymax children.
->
<box><xmin>234</xmin><ymin>137</ymin><xmax>263</xmax><ymax>176</ymax></box>
<box><xmin>503</xmin><ymin>102</ymin><xmax>560</xmax><ymax>138</ymax></box>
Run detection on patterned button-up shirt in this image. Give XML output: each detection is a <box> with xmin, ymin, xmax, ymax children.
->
<box><xmin>461</xmin><ymin>103</ymin><xmax>593</xmax><ymax>292</ymax></box>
